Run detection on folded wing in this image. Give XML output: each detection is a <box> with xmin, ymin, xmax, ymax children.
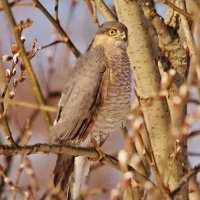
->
<box><xmin>50</xmin><ymin>47</ymin><xmax>108</xmax><ymax>145</ymax></box>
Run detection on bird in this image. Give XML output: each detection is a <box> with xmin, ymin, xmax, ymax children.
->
<box><xmin>50</xmin><ymin>21</ymin><xmax>131</xmax><ymax>200</ymax></box>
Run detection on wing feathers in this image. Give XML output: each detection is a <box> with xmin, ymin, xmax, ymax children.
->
<box><xmin>51</xmin><ymin>47</ymin><xmax>108</xmax><ymax>145</ymax></box>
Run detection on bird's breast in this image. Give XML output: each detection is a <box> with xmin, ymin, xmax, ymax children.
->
<box><xmin>91</xmin><ymin>51</ymin><xmax>131</xmax><ymax>145</ymax></box>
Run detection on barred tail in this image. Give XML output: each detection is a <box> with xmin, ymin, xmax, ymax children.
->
<box><xmin>53</xmin><ymin>155</ymin><xmax>90</xmax><ymax>200</ymax></box>
<box><xmin>70</xmin><ymin>156</ymin><xmax>91</xmax><ymax>200</ymax></box>
<box><xmin>53</xmin><ymin>155</ymin><xmax>75</xmax><ymax>191</ymax></box>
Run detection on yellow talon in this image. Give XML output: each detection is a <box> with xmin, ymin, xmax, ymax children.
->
<box><xmin>88</xmin><ymin>136</ymin><xmax>105</xmax><ymax>162</ymax></box>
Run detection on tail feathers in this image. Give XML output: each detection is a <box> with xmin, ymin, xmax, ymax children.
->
<box><xmin>53</xmin><ymin>155</ymin><xmax>75</xmax><ymax>191</ymax></box>
<box><xmin>53</xmin><ymin>155</ymin><xmax>91</xmax><ymax>200</ymax></box>
<box><xmin>67</xmin><ymin>188</ymin><xmax>71</xmax><ymax>200</ymax></box>
<box><xmin>71</xmin><ymin>156</ymin><xmax>91</xmax><ymax>200</ymax></box>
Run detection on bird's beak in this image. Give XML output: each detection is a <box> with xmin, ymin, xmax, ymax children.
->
<box><xmin>120</xmin><ymin>32</ymin><xmax>127</xmax><ymax>41</ymax></box>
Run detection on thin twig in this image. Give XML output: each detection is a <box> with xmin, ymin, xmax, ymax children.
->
<box><xmin>0</xmin><ymin>168</ymin><xmax>28</xmax><ymax>198</ymax></box>
<box><xmin>54</xmin><ymin>0</ymin><xmax>59</xmax><ymax>23</ymax></box>
<box><xmin>0</xmin><ymin>97</ymin><xmax>57</xmax><ymax>112</ymax></box>
<box><xmin>0</xmin><ymin>104</ymin><xmax>15</xmax><ymax>145</ymax></box>
<box><xmin>13</xmin><ymin>156</ymin><xmax>25</xmax><ymax>200</ymax></box>
<box><xmin>0</xmin><ymin>0</ymin><xmax>22</xmax><ymax>11</ymax></box>
<box><xmin>1</xmin><ymin>61</ymin><xmax>15</xmax><ymax>98</ymax></box>
<box><xmin>188</xmin><ymin>98</ymin><xmax>200</xmax><ymax>105</ymax></box>
<box><xmin>0</xmin><ymin>40</ymin><xmax>66</xmax><ymax>62</ymax></box>
<box><xmin>37</xmin><ymin>40</ymin><xmax>66</xmax><ymax>50</ymax></box>
<box><xmin>2</xmin><ymin>0</ymin><xmax>52</xmax><ymax>129</ymax></box>
<box><xmin>162</xmin><ymin>0</ymin><xmax>198</xmax><ymax>22</ymax></box>
<box><xmin>120</xmin><ymin>127</ymin><xmax>129</xmax><ymax>138</ymax></box>
<box><xmin>0</xmin><ymin>91</ymin><xmax>60</xmax><ymax>195</ymax></box>
<box><xmin>188</xmin><ymin>130</ymin><xmax>200</xmax><ymax>138</ymax></box>
<box><xmin>188</xmin><ymin>152</ymin><xmax>200</xmax><ymax>157</ymax></box>
<box><xmin>0</xmin><ymin>53</ymin><xmax>15</xmax><ymax>145</ymax></box>
<box><xmin>33</xmin><ymin>0</ymin><xmax>80</xmax><ymax>58</ymax></box>
<box><xmin>9</xmin><ymin>120</ymin><xmax>32</xmax><ymax>200</ymax></box>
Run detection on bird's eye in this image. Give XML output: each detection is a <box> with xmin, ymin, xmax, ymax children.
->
<box><xmin>108</xmin><ymin>29</ymin><xmax>117</xmax><ymax>36</ymax></box>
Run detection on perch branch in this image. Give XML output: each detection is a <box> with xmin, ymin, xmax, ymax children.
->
<box><xmin>0</xmin><ymin>143</ymin><xmax>156</xmax><ymax>190</ymax></box>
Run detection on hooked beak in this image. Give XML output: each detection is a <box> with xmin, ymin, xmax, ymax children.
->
<box><xmin>120</xmin><ymin>31</ymin><xmax>127</xmax><ymax>41</ymax></box>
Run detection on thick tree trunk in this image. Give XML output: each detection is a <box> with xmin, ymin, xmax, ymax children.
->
<box><xmin>115</xmin><ymin>0</ymin><xmax>189</xmax><ymax>199</ymax></box>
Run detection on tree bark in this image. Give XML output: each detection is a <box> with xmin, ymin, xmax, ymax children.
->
<box><xmin>114</xmin><ymin>0</ymin><xmax>188</xmax><ymax>199</ymax></box>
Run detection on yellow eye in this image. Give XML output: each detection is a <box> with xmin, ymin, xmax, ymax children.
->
<box><xmin>108</xmin><ymin>29</ymin><xmax>117</xmax><ymax>36</ymax></box>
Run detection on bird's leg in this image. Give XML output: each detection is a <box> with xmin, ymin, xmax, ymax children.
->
<box><xmin>88</xmin><ymin>136</ymin><xmax>105</xmax><ymax>162</ymax></box>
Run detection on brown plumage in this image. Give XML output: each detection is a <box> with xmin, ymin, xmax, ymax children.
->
<box><xmin>50</xmin><ymin>21</ymin><xmax>131</xmax><ymax>200</ymax></box>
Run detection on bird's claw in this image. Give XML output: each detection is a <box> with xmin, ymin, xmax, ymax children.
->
<box><xmin>88</xmin><ymin>136</ymin><xmax>105</xmax><ymax>162</ymax></box>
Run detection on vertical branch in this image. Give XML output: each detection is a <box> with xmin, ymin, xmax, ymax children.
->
<box><xmin>176</xmin><ymin>1</ymin><xmax>200</xmax><ymax>199</ymax></box>
<box><xmin>0</xmin><ymin>51</ymin><xmax>15</xmax><ymax>145</ymax></box>
<box><xmin>0</xmin><ymin>104</ymin><xmax>15</xmax><ymax>145</ymax></box>
<box><xmin>177</xmin><ymin>0</ymin><xmax>200</xmax><ymax>83</ymax></box>
<box><xmin>1</xmin><ymin>0</ymin><xmax>52</xmax><ymax>129</ymax></box>
<box><xmin>93</xmin><ymin>0</ymin><xmax>116</xmax><ymax>21</ymax></box>
<box><xmin>142</xmin><ymin>0</ymin><xmax>188</xmax><ymax>128</ymax></box>
<box><xmin>114</xmin><ymin>0</ymin><xmax>188</xmax><ymax>199</ymax></box>
<box><xmin>142</xmin><ymin>4</ymin><xmax>189</xmax><ymax>193</ymax></box>
<box><xmin>84</xmin><ymin>0</ymin><xmax>100</xmax><ymax>27</ymax></box>
<box><xmin>0</xmin><ymin>49</ymin><xmax>6</xmax><ymax>93</ymax></box>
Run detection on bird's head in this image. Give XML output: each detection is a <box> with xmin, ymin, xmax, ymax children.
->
<box><xmin>93</xmin><ymin>21</ymin><xmax>128</xmax><ymax>50</ymax></box>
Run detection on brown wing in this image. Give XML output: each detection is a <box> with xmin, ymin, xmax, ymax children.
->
<box><xmin>50</xmin><ymin>46</ymin><xmax>109</xmax><ymax>145</ymax></box>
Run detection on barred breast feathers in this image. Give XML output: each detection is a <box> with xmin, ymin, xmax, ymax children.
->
<box><xmin>89</xmin><ymin>45</ymin><xmax>131</xmax><ymax>146</ymax></box>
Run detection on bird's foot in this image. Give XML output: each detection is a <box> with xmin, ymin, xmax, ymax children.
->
<box><xmin>88</xmin><ymin>136</ymin><xmax>105</xmax><ymax>162</ymax></box>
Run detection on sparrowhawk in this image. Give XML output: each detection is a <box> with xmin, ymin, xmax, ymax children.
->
<box><xmin>51</xmin><ymin>21</ymin><xmax>131</xmax><ymax>200</ymax></box>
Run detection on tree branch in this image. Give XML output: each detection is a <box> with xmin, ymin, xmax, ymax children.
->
<box><xmin>114</xmin><ymin>0</ymin><xmax>188</xmax><ymax>199</ymax></box>
<box><xmin>0</xmin><ymin>143</ymin><xmax>156</xmax><ymax>190</ymax></box>
<box><xmin>0</xmin><ymin>44</ymin><xmax>15</xmax><ymax>145</ymax></box>
<box><xmin>32</xmin><ymin>0</ymin><xmax>80</xmax><ymax>58</ymax></box>
<box><xmin>84</xmin><ymin>0</ymin><xmax>100</xmax><ymax>27</ymax></box>
<box><xmin>0</xmin><ymin>104</ymin><xmax>15</xmax><ymax>145</ymax></box>
<box><xmin>170</xmin><ymin>164</ymin><xmax>200</xmax><ymax>198</ymax></box>
<box><xmin>1</xmin><ymin>0</ymin><xmax>52</xmax><ymax>129</ymax></box>
<box><xmin>177</xmin><ymin>0</ymin><xmax>200</xmax><ymax>83</ymax></box>
<box><xmin>0</xmin><ymin>97</ymin><xmax>57</xmax><ymax>112</ymax></box>
<box><xmin>188</xmin><ymin>130</ymin><xmax>200</xmax><ymax>138</ymax></box>
<box><xmin>93</xmin><ymin>0</ymin><xmax>116</xmax><ymax>21</ymax></box>
<box><xmin>54</xmin><ymin>0</ymin><xmax>59</xmax><ymax>23</ymax></box>
<box><xmin>0</xmin><ymin>0</ymin><xmax>23</xmax><ymax>11</ymax></box>
<box><xmin>162</xmin><ymin>0</ymin><xmax>196</xmax><ymax>21</ymax></box>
